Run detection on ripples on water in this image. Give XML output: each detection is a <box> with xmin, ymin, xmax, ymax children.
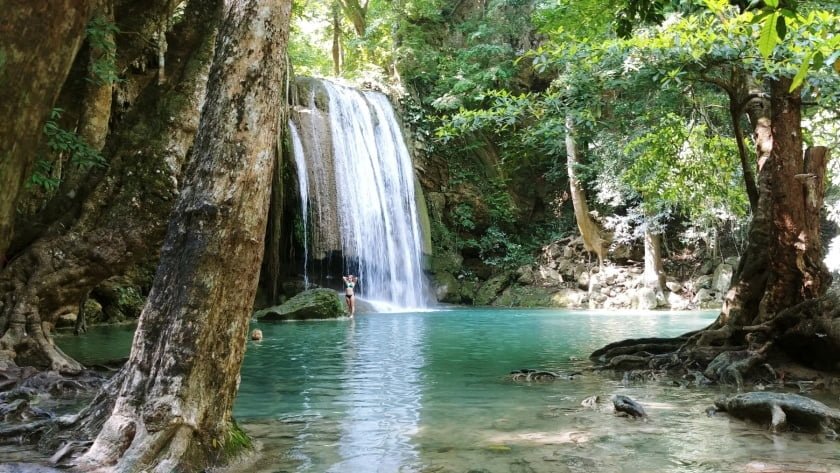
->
<box><xmin>58</xmin><ymin>309</ymin><xmax>840</xmax><ymax>473</ymax></box>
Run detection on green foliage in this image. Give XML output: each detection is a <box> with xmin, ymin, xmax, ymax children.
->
<box><xmin>452</xmin><ymin>202</ymin><xmax>475</xmax><ymax>232</ymax></box>
<box><xmin>477</xmin><ymin>225</ymin><xmax>535</xmax><ymax>269</ymax></box>
<box><xmin>85</xmin><ymin>15</ymin><xmax>120</xmax><ymax>85</ymax></box>
<box><xmin>224</xmin><ymin>421</ymin><xmax>252</xmax><ymax>456</ymax></box>
<box><xmin>623</xmin><ymin>113</ymin><xmax>749</xmax><ymax>222</ymax></box>
<box><xmin>43</xmin><ymin>108</ymin><xmax>107</xmax><ymax>170</ymax></box>
<box><xmin>29</xmin><ymin>108</ymin><xmax>107</xmax><ymax>190</ymax></box>
<box><xmin>27</xmin><ymin>159</ymin><xmax>60</xmax><ymax>192</ymax></box>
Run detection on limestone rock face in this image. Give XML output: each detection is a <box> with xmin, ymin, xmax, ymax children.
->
<box><xmin>712</xmin><ymin>263</ymin><xmax>734</xmax><ymax>293</ymax></box>
<box><xmin>255</xmin><ymin>288</ymin><xmax>346</xmax><ymax>321</ymax></box>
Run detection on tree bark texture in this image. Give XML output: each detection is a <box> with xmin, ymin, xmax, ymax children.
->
<box><xmin>565</xmin><ymin>115</ymin><xmax>606</xmax><ymax>264</ymax></box>
<box><xmin>709</xmin><ymin>77</ymin><xmax>829</xmax><ymax>332</ymax></box>
<box><xmin>73</xmin><ymin>0</ymin><xmax>291</xmax><ymax>470</ymax></box>
<box><xmin>5</xmin><ymin>0</ymin><xmax>182</xmax><ymax>262</ymax></box>
<box><xmin>0</xmin><ymin>0</ymin><xmax>96</xmax><ymax>266</ymax></box>
<box><xmin>0</xmin><ymin>0</ymin><xmax>218</xmax><ymax>373</ymax></box>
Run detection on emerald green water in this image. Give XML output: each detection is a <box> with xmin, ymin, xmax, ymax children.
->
<box><xmin>57</xmin><ymin>308</ymin><xmax>840</xmax><ymax>472</ymax></box>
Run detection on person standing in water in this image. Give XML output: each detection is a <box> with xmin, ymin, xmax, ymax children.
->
<box><xmin>343</xmin><ymin>274</ymin><xmax>358</xmax><ymax>317</ymax></box>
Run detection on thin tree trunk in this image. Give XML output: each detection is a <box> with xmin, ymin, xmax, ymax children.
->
<box><xmin>0</xmin><ymin>0</ymin><xmax>218</xmax><ymax>373</ymax></box>
<box><xmin>565</xmin><ymin>114</ymin><xmax>606</xmax><ymax>264</ymax></box>
<box><xmin>337</xmin><ymin>0</ymin><xmax>367</xmax><ymax>36</ymax></box>
<box><xmin>0</xmin><ymin>1</ymin><xmax>95</xmax><ymax>266</ymax></box>
<box><xmin>72</xmin><ymin>0</ymin><xmax>291</xmax><ymax>470</ymax></box>
<box><xmin>729</xmin><ymin>95</ymin><xmax>759</xmax><ymax>212</ymax></box>
<box><xmin>642</xmin><ymin>223</ymin><xmax>665</xmax><ymax>292</ymax></box>
<box><xmin>332</xmin><ymin>2</ymin><xmax>342</xmax><ymax>76</ymax></box>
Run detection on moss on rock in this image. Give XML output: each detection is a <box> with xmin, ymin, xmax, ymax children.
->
<box><xmin>255</xmin><ymin>288</ymin><xmax>346</xmax><ymax>321</ymax></box>
<box><xmin>474</xmin><ymin>271</ymin><xmax>513</xmax><ymax>305</ymax></box>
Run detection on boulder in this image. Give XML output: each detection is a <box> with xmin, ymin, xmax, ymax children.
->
<box><xmin>429</xmin><ymin>251</ymin><xmax>464</xmax><ymax>274</ymax></box>
<box><xmin>635</xmin><ymin>287</ymin><xmax>658</xmax><ymax>310</ymax></box>
<box><xmin>475</xmin><ymin>272</ymin><xmax>513</xmax><ymax>305</ymax></box>
<box><xmin>612</xmin><ymin>394</ymin><xmax>647</xmax><ymax>418</ymax></box>
<box><xmin>255</xmin><ymin>288</ymin><xmax>346</xmax><ymax>321</ymax></box>
<box><xmin>459</xmin><ymin>279</ymin><xmax>478</xmax><ymax>304</ymax></box>
<box><xmin>515</xmin><ymin>265</ymin><xmax>535</xmax><ymax>285</ymax></box>
<box><xmin>667</xmin><ymin>291</ymin><xmax>690</xmax><ymax>310</ymax></box>
<box><xmin>665</xmin><ymin>281</ymin><xmax>683</xmax><ymax>293</ymax></box>
<box><xmin>694</xmin><ymin>275</ymin><xmax>713</xmax><ymax>290</ymax></box>
<box><xmin>550</xmin><ymin>288</ymin><xmax>587</xmax><ymax>307</ymax></box>
<box><xmin>712</xmin><ymin>263</ymin><xmax>734</xmax><ymax>293</ymax></box>
<box><xmin>694</xmin><ymin>288</ymin><xmax>715</xmax><ymax>303</ymax></box>
<box><xmin>433</xmin><ymin>272</ymin><xmax>460</xmax><ymax>303</ymax></box>
<box><xmin>537</xmin><ymin>266</ymin><xmax>563</xmax><ymax>285</ymax></box>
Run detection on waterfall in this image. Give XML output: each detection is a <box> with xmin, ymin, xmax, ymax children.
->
<box><xmin>289</xmin><ymin>121</ymin><xmax>310</xmax><ymax>288</ymax></box>
<box><xmin>290</xmin><ymin>79</ymin><xmax>430</xmax><ymax>310</ymax></box>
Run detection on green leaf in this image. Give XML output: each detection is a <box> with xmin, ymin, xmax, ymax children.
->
<box><xmin>775</xmin><ymin>15</ymin><xmax>786</xmax><ymax>41</ymax></box>
<box><xmin>813</xmin><ymin>51</ymin><xmax>825</xmax><ymax>69</ymax></box>
<box><xmin>764</xmin><ymin>0</ymin><xmax>778</xmax><ymax>8</ymax></box>
<box><xmin>790</xmin><ymin>53</ymin><xmax>812</xmax><ymax>92</ymax></box>
<box><xmin>758</xmin><ymin>11</ymin><xmax>780</xmax><ymax>58</ymax></box>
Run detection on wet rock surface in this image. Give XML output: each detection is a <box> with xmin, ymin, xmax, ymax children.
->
<box><xmin>611</xmin><ymin>394</ymin><xmax>647</xmax><ymax>418</ymax></box>
<box><xmin>508</xmin><ymin>369</ymin><xmax>580</xmax><ymax>382</ymax></box>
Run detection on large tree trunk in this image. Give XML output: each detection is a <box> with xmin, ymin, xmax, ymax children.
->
<box><xmin>718</xmin><ymin>77</ymin><xmax>829</xmax><ymax>329</ymax></box>
<box><xmin>68</xmin><ymin>0</ymin><xmax>292</xmax><ymax>470</ymax></box>
<box><xmin>565</xmin><ymin>114</ymin><xmax>606</xmax><ymax>264</ymax></box>
<box><xmin>0</xmin><ymin>0</ymin><xmax>218</xmax><ymax>373</ymax></box>
<box><xmin>592</xmin><ymin>77</ymin><xmax>832</xmax><ymax>384</ymax></box>
<box><xmin>0</xmin><ymin>1</ymin><xmax>96</xmax><ymax>265</ymax></box>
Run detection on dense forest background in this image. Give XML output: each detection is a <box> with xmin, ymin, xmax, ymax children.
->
<box><xmin>281</xmin><ymin>0</ymin><xmax>840</xmax><ymax>307</ymax></box>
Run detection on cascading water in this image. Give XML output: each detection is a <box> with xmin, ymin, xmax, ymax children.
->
<box><xmin>290</xmin><ymin>79</ymin><xmax>431</xmax><ymax>310</ymax></box>
<box><xmin>288</xmin><ymin>121</ymin><xmax>310</xmax><ymax>288</ymax></box>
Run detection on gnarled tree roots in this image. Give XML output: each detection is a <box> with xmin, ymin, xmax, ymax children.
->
<box><xmin>590</xmin><ymin>294</ymin><xmax>840</xmax><ymax>389</ymax></box>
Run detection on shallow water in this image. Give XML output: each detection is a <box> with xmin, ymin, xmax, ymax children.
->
<box><xmin>56</xmin><ymin>308</ymin><xmax>840</xmax><ymax>473</ymax></box>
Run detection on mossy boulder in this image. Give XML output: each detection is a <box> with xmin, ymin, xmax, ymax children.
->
<box><xmin>429</xmin><ymin>251</ymin><xmax>463</xmax><ymax>274</ymax></box>
<box><xmin>255</xmin><ymin>288</ymin><xmax>346</xmax><ymax>321</ymax></box>
<box><xmin>474</xmin><ymin>272</ymin><xmax>514</xmax><ymax>306</ymax></box>
<box><xmin>433</xmin><ymin>271</ymin><xmax>461</xmax><ymax>303</ymax></box>
<box><xmin>494</xmin><ymin>285</ymin><xmax>555</xmax><ymax>307</ymax></box>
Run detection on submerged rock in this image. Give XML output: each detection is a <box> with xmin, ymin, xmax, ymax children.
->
<box><xmin>714</xmin><ymin>392</ymin><xmax>840</xmax><ymax>435</ymax></box>
<box><xmin>255</xmin><ymin>288</ymin><xmax>346</xmax><ymax>321</ymax></box>
<box><xmin>581</xmin><ymin>395</ymin><xmax>599</xmax><ymax>409</ymax></box>
<box><xmin>508</xmin><ymin>369</ymin><xmax>578</xmax><ymax>382</ymax></box>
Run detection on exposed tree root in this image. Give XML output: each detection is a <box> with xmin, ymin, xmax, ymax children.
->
<box><xmin>590</xmin><ymin>293</ymin><xmax>840</xmax><ymax>388</ymax></box>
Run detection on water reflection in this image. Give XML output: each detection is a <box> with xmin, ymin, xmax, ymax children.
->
<box><xmin>332</xmin><ymin>315</ymin><xmax>424</xmax><ymax>472</ymax></box>
<box><xmin>56</xmin><ymin>309</ymin><xmax>840</xmax><ymax>473</ymax></box>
